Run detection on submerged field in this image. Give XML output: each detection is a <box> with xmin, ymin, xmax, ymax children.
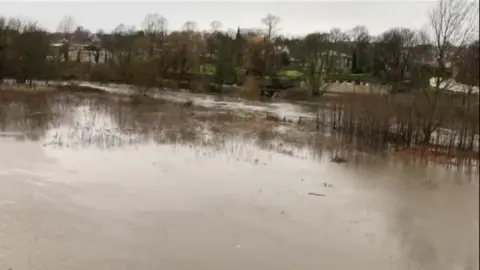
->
<box><xmin>0</xmin><ymin>89</ymin><xmax>478</xmax><ymax>270</ymax></box>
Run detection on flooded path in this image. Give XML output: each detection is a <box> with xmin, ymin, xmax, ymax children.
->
<box><xmin>0</xmin><ymin>91</ymin><xmax>478</xmax><ymax>270</ymax></box>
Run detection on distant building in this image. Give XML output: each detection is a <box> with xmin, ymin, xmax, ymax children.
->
<box><xmin>49</xmin><ymin>40</ymin><xmax>109</xmax><ymax>64</ymax></box>
<box><xmin>320</xmin><ymin>50</ymin><xmax>352</xmax><ymax>72</ymax></box>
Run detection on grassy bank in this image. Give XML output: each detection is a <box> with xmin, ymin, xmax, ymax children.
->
<box><xmin>1</xmin><ymin>83</ymin><xmax>478</xmax><ymax>166</ymax></box>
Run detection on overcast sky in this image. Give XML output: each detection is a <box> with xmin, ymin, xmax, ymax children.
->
<box><xmin>0</xmin><ymin>1</ymin><xmax>438</xmax><ymax>36</ymax></box>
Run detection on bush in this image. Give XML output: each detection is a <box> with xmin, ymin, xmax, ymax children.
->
<box><xmin>159</xmin><ymin>79</ymin><xmax>179</xmax><ymax>89</ymax></box>
<box><xmin>189</xmin><ymin>80</ymin><xmax>209</xmax><ymax>92</ymax></box>
<box><xmin>131</xmin><ymin>61</ymin><xmax>159</xmax><ymax>88</ymax></box>
<box><xmin>241</xmin><ymin>76</ymin><xmax>261</xmax><ymax>101</ymax></box>
<box><xmin>60</xmin><ymin>73</ymin><xmax>78</xmax><ymax>81</ymax></box>
<box><xmin>89</xmin><ymin>64</ymin><xmax>115</xmax><ymax>83</ymax></box>
<box><xmin>276</xmin><ymin>87</ymin><xmax>311</xmax><ymax>101</ymax></box>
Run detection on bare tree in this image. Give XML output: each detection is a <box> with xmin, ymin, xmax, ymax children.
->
<box><xmin>206</xmin><ymin>21</ymin><xmax>223</xmax><ymax>64</ymax></box>
<box><xmin>328</xmin><ymin>28</ymin><xmax>348</xmax><ymax>44</ymax></box>
<box><xmin>348</xmin><ymin>25</ymin><xmax>372</xmax><ymax>73</ymax></box>
<box><xmin>455</xmin><ymin>41</ymin><xmax>480</xmax><ymax>93</ymax></box>
<box><xmin>141</xmin><ymin>13</ymin><xmax>168</xmax><ymax>58</ymax></box>
<box><xmin>409</xmin><ymin>29</ymin><xmax>436</xmax><ymax>89</ymax></box>
<box><xmin>111</xmin><ymin>24</ymin><xmax>137</xmax><ymax>66</ymax></box>
<box><xmin>167</xmin><ymin>30</ymin><xmax>205</xmax><ymax>80</ymax></box>
<box><xmin>56</xmin><ymin>16</ymin><xmax>76</xmax><ymax>62</ymax></box>
<box><xmin>454</xmin><ymin>40</ymin><xmax>479</xmax><ymax>149</ymax></box>
<box><xmin>303</xmin><ymin>32</ymin><xmax>334</xmax><ymax>96</ymax></box>
<box><xmin>182</xmin><ymin>21</ymin><xmax>197</xmax><ymax>32</ymax></box>
<box><xmin>113</xmin><ymin>24</ymin><xmax>127</xmax><ymax>35</ymax></box>
<box><xmin>261</xmin><ymin>14</ymin><xmax>281</xmax><ymax>82</ymax></box>
<box><xmin>142</xmin><ymin>13</ymin><xmax>167</xmax><ymax>35</ymax></box>
<box><xmin>420</xmin><ymin>0</ymin><xmax>479</xmax><ymax>144</ymax></box>
<box><xmin>57</xmin><ymin>15</ymin><xmax>76</xmax><ymax>41</ymax></box>
<box><xmin>210</xmin><ymin>21</ymin><xmax>222</xmax><ymax>33</ymax></box>
<box><xmin>328</xmin><ymin>28</ymin><xmax>349</xmax><ymax>54</ymax></box>
<box><xmin>349</xmin><ymin>26</ymin><xmax>369</xmax><ymax>44</ymax></box>
<box><xmin>373</xmin><ymin>28</ymin><xmax>419</xmax><ymax>92</ymax></box>
<box><xmin>7</xmin><ymin>18</ymin><xmax>22</xmax><ymax>32</ymax></box>
<box><xmin>327</xmin><ymin>28</ymin><xmax>350</xmax><ymax>73</ymax></box>
<box><xmin>261</xmin><ymin>14</ymin><xmax>281</xmax><ymax>41</ymax></box>
<box><xmin>72</xmin><ymin>26</ymin><xmax>91</xmax><ymax>43</ymax></box>
<box><xmin>429</xmin><ymin>0</ymin><xmax>479</xmax><ymax>91</ymax></box>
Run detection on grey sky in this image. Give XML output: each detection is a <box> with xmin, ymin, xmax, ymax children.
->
<box><xmin>0</xmin><ymin>1</ymin><xmax>437</xmax><ymax>36</ymax></box>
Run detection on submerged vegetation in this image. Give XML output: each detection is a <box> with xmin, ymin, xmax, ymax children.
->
<box><xmin>0</xmin><ymin>86</ymin><xmax>477</xmax><ymax>169</ymax></box>
<box><xmin>315</xmin><ymin>92</ymin><xmax>478</xmax><ymax>161</ymax></box>
<box><xmin>0</xmin><ymin>0</ymin><xmax>478</xmax><ymax>166</ymax></box>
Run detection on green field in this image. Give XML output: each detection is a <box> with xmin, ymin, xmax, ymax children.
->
<box><xmin>193</xmin><ymin>65</ymin><xmax>374</xmax><ymax>83</ymax></box>
<box><xmin>277</xmin><ymin>69</ymin><xmax>304</xmax><ymax>78</ymax></box>
<box><xmin>195</xmin><ymin>65</ymin><xmax>305</xmax><ymax>79</ymax></box>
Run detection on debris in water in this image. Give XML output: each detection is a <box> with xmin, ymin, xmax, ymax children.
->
<box><xmin>330</xmin><ymin>156</ymin><xmax>347</xmax><ymax>163</ymax></box>
<box><xmin>308</xmin><ymin>192</ymin><xmax>325</xmax><ymax>197</ymax></box>
<box><xmin>184</xmin><ymin>100</ymin><xmax>194</xmax><ymax>107</ymax></box>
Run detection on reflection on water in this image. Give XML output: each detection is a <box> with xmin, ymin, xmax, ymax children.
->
<box><xmin>0</xmin><ymin>91</ymin><xmax>478</xmax><ymax>270</ymax></box>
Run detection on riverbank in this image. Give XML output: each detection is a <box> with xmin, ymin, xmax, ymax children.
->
<box><xmin>1</xmin><ymin>82</ymin><xmax>478</xmax><ymax>167</ymax></box>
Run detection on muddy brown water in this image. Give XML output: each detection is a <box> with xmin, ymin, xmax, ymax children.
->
<box><xmin>0</xmin><ymin>91</ymin><xmax>478</xmax><ymax>270</ymax></box>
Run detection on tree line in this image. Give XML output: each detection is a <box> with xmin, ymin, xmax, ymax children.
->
<box><xmin>0</xmin><ymin>0</ymin><xmax>478</xmax><ymax>98</ymax></box>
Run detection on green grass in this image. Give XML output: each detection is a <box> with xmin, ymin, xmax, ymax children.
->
<box><xmin>192</xmin><ymin>65</ymin><xmax>375</xmax><ymax>83</ymax></box>
<box><xmin>276</xmin><ymin>70</ymin><xmax>374</xmax><ymax>82</ymax></box>
<box><xmin>277</xmin><ymin>69</ymin><xmax>304</xmax><ymax>78</ymax></box>
<box><xmin>196</xmin><ymin>64</ymin><xmax>215</xmax><ymax>75</ymax></box>
<box><xmin>197</xmin><ymin>66</ymin><xmax>306</xmax><ymax>79</ymax></box>
<box><xmin>347</xmin><ymin>73</ymin><xmax>370</xmax><ymax>77</ymax></box>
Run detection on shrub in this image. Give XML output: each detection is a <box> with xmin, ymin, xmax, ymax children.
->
<box><xmin>89</xmin><ymin>64</ymin><xmax>115</xmax><ymax>83</ymax></box>
<box><xmin>241</xmin><ymin>76</ymin><xmax>261</xmax><ymax>101</ymax></box>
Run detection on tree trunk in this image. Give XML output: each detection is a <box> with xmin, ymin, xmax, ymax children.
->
<box><xmin>422</xmin><ymin>123</ymin><xmax>433</xmax><ymax>145</ymax></box>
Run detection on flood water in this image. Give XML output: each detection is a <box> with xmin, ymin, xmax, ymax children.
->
<box><xmin>0</xmin><ymin>91</ymin><xmax>478</xmax><ymax>270</ymax></box>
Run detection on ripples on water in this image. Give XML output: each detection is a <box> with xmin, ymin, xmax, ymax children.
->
<box><xmin>0</xmin><ymin>90</ymin><xmax>478</xmax><ymax>270</ymax></box>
